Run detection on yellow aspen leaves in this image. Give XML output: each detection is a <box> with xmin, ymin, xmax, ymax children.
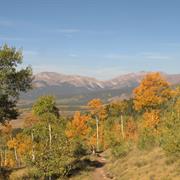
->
<box><xmin>134</xmin><ymin>72</ymin><xmax>172</xmax><ymax>111</ymax></box>
<box><xmin>66</xmin><ymin>111</ymin><xmax>90</xmax><ymax>139</ymax></box>
<box><xmin>142</xmin><ymin>110</ymin><xmax>160</xmax><ymax>129</ymax></box>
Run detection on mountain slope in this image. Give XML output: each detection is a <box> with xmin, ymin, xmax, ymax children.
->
<box><xmin>20</xmin><ymin>72</ymin><xmax>180</xmax><ymax>106</ymax></box>
<box><xmin>34</xmin><ymin>72</ymin><xmax>105</xmax><ymax>90</ymax></box>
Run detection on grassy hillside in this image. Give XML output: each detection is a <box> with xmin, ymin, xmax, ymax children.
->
<box><xmin>103</xmin><ymin>148</ymin><xmax>180</xmax><ymax>180</ymax></box>
<box><xmin>9</xmin><ymin>147</ymin><xmax>180</xmax><ymax>180</ymax></box>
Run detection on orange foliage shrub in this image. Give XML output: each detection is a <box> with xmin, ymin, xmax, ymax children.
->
<box><xmin>5</xmin><ymin>151</ymin><xmax>16</xmax><ymax>167</ymax></box>
<box><xmin>2</xmin><ymin>121</ymin><xmax>12</xmax><ymax>137</ymax></box>
<box><xmin>142</xmin><ymin>110</ymin><xmax>160</xmax><ymax>129</ymax></box>
<box><xmin>125</xmin><ymin>118</ymin><xmax>138</xmax><ymax>141</ymax></box>
<box><xmin>134</xmin><ymin>72</ymin><xmax>172</xmax><ymax>111</ymax></box>
<box><xmin>66</xmin><ymin>111</ymin><xmax>90</xmax><ymax>140</ymax></box>
<box><xmin>7</xmin><ymin>133</ymin><xmax>32</xmax><ymax>162</ymax></box>
<box><xmin>88</xmin><ymin>98</ymin><xmax>106</xmax><ymax>120</ymax></box>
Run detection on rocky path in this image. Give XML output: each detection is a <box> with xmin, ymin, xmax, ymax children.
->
<box><xmin>92</xmin><ymin>155</ymin><xmax>113</xmax><ymax>180</ymax></box>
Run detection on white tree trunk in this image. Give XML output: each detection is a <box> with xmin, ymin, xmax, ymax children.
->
<box><xmin>31</xmin><ymin>132</ymin><xmax>35</xmax><ymax>161</ymax></box>
<box><xmin>121</xmin><ymin>115</ymin><xmax>125</xmax><ymax>139</ymax></box>
<box><xmin>14</xmin><ymin>147</ymin><xmax>19</xmax><ymax>167</ymax></box>
<box><xmin>92</xmin><ymin>146</ymin><xmax>95</xmax><ymax>155</ymax></box>
<box><xmin>48</xmin><ymin>123</ymin><xmax>52</xmax><ymax>149</ymax></box>
<box><xmin>95</xmin><ymin>116</ymin><xmax>99</xmax><ymax>152</ymax></box>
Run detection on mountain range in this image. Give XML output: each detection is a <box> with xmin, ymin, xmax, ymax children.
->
<box><xmin>20</xmin><ymin>71</ymin><xmax>180</xmax><ymax>107</ymax></box>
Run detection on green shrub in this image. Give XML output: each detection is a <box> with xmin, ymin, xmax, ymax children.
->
<box><xmin>160</xmin><ymin>111</ymin><xmax>180</xmax><ymax>157</ymax></box>
<box><xmin>73</xmin><ymin>141</ymin><xmax>88</xmax><ymax>158</ymax></box>
<box><xmin>138</xmin><ymin>128</ymin><xmax>158</xmax><ymax>150</ymax></box>
<box><xmin>111</xmin><ymin>141</ymin><xmax>130</xmax><ymax>158</ymax></box>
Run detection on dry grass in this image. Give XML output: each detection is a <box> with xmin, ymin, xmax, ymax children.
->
<box><xmin>9</xmin><ymin>168</ymin><xmax>29</xmax><ymax>180</ymax></box>
<box><xmin>104</xmin><ymin>147</ymin><xmax>180</xmax><ymax>180</ymax></box>
<box><xmin>9</xmin><ymin>169</ymin><xmax>92</xmax><ymax>180</ymax></box>
<box><xmin>69</xmin><ymin>171</ymin><xmax>92</xmax><ymax>180</ymax></box>
<box><xmin>8</xmin><ymin>148</ymin><xmax>180</xmax><ymax>180</ymax></box>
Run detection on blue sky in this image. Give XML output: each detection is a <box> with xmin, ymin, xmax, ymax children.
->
<box><xmin>0</xmin><ymin>0</ymin><xmax>180</xmax><ymax>79</ymax></box>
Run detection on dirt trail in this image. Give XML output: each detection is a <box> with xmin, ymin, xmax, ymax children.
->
<box><xmin>92</xmin><ymin>155</ymin><xmax>113</xmax><ymax>180</ymax></box>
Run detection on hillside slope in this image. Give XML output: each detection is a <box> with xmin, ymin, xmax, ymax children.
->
<box><xmin>68</xmin><ymin>148</ymin><xmax>180</xmax><ymax>180</ymax></box>
<box><xmin>104</xmin><ymin>148</ymin><xmax>180</xmax><ymax>180</ymax></box>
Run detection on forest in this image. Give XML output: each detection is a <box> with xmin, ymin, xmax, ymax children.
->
<box><xmin>0</xmin><ymin>45</ymin><xmax>180</xmax><ymax>179</ymax></box>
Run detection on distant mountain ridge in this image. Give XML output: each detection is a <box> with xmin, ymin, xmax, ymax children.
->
<box><xmin>33</xmin><ymin>71</ymin><xmax>180</xmax><ymax>89</ymax></box>
<box><xmin>34</xmin><ymin>72</ymin><xmax>105</xmax><ymax>90</ymax></box>
<box><xmin>33</xmin><ymin>71</ymin><xmax>148</xmax><ymax>89</ymax></box>
<box><xmin>20</xmin><ymin>71</ymin><xmax>180</xmax><ymax>106</ymax></box>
